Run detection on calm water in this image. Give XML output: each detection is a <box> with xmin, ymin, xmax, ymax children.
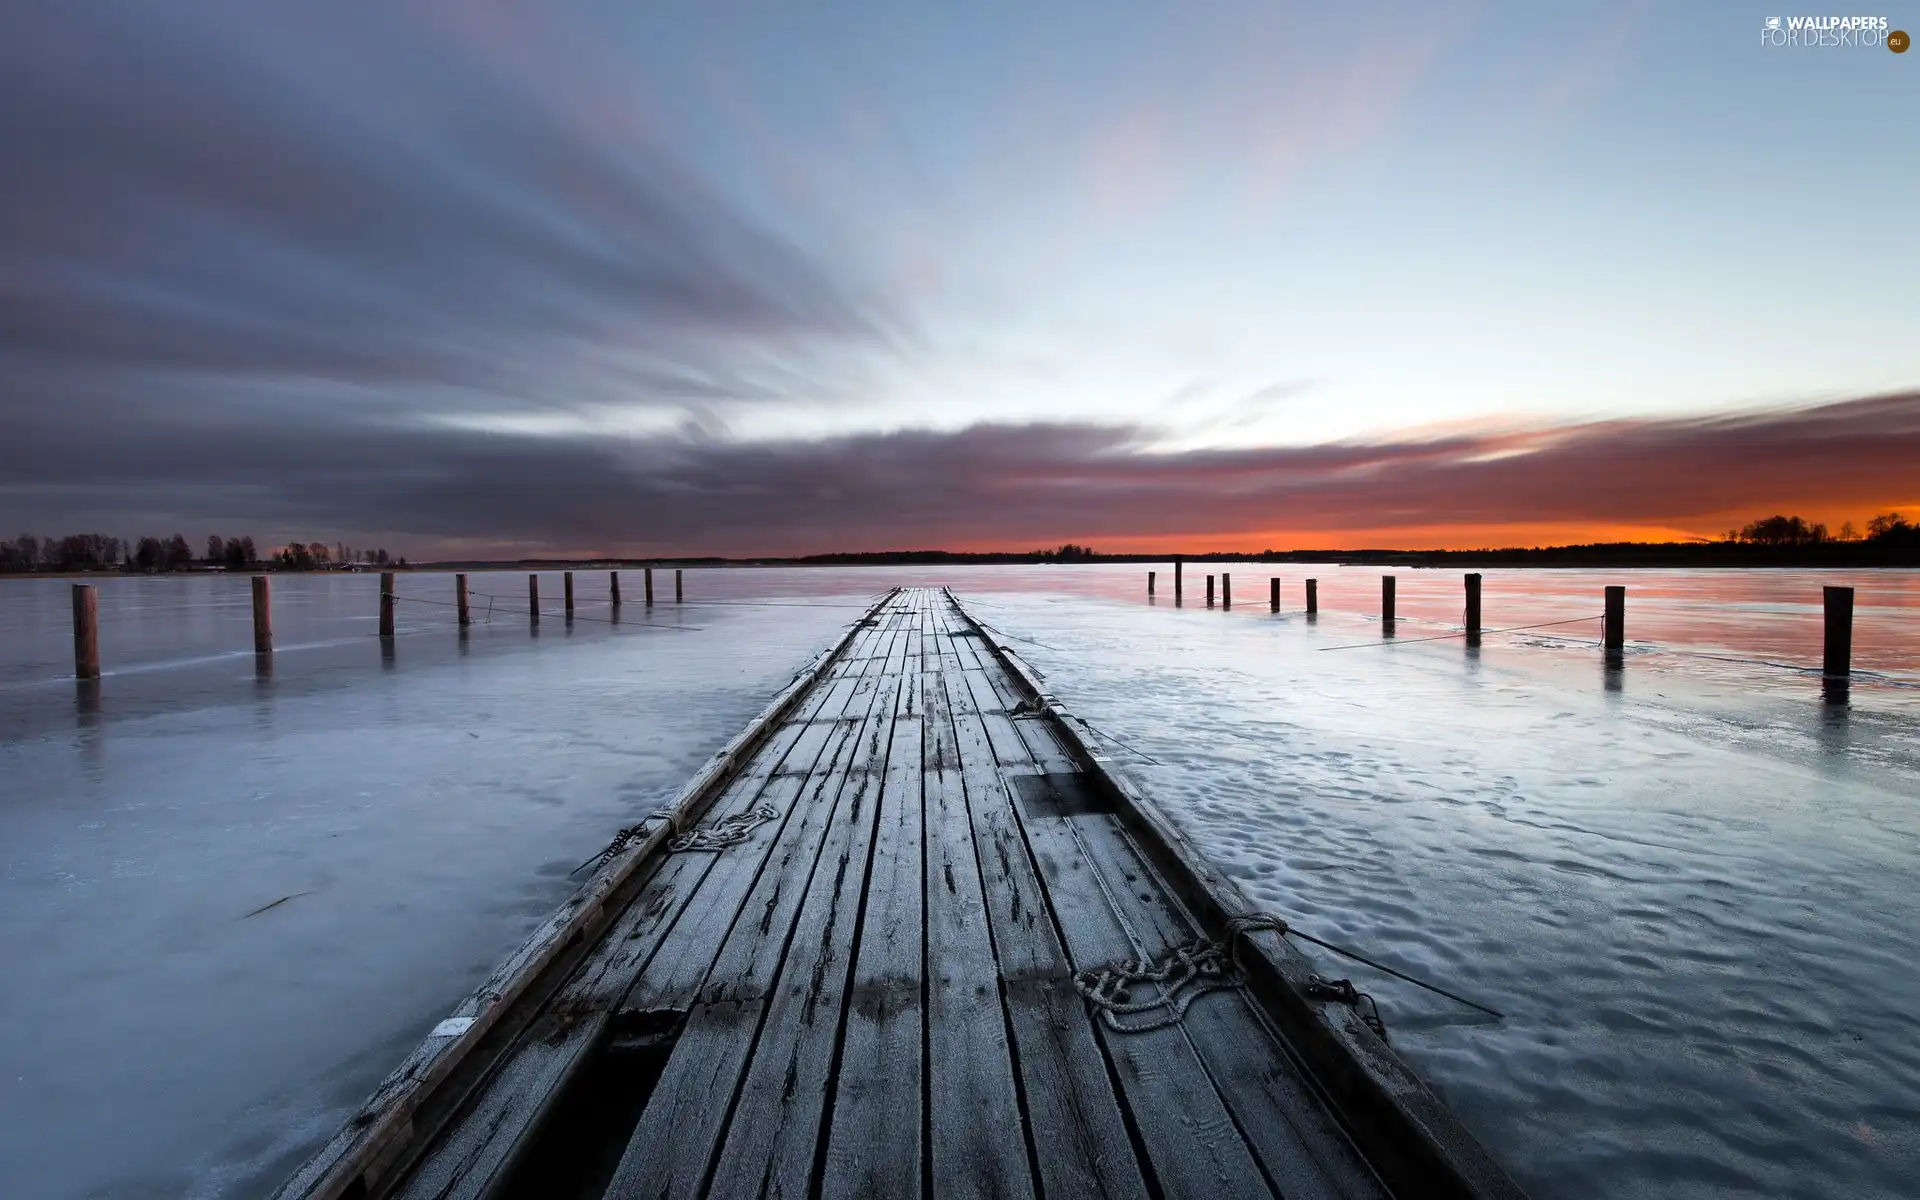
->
<box><xmin>2</xmin><ymin>565</ymin><xmax>1916</xmax><ymax>1197</ymax></box>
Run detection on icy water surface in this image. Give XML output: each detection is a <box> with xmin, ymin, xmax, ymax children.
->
<box><xmin>2</xmin><ymin>565</ymin><xmax>1917</xmax><ymax>1197</ymax></box>
<box><xmin>967</xmin><ymin>568</ymin><xmax>1920</xmax><ymax>1200</ymax></box>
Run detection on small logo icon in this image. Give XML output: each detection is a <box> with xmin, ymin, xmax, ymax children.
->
<box><xmin>1891</xmin><ymin>29</ymin><xmax>1911</xmax><ymax>52</ymax></box>
<box><xmin>1765</xmin><ymin>16</ymin><xmax>1781</xmax><ymax>30</ymax></box>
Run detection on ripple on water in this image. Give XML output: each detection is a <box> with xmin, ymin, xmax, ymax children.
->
<box><xmin>977</xmin><ymin>594</ymin><xmax>1920</xmax><ymax>1200</ymax></box>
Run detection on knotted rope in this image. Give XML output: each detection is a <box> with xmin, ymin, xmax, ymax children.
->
<box><xmin>1072</xmin><ymin>912</ymin><xmax>1501</xmax><ymax>1037</ymax></box>
<box><xmin>1072</xmin><ymin>915</ymin><xmax>1290</xmax><ymax>1034</ymax></box>
<box><xmin>667</xmin><ymin>802</ymin><xmax>779</xmax><ymax>853</ymax></box>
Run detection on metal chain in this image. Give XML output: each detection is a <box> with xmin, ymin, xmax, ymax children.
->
<box><xmin>668</xmin><ymin>802</ymin><xmax>779</xmax><ymax>853</ymax></box>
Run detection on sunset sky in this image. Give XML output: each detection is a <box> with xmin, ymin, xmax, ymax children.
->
<box><xmin>3</xmin><ymin>1</ymin><xmax>1916</xmax><ymax>555</ymax></box>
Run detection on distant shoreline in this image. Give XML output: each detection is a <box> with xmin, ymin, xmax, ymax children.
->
<box><xmin>8</xmin><ymin>542</ymin><xmax>1918</xmax><ymax>579</ymax></box>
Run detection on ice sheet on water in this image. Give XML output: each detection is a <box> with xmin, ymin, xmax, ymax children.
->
<box><xmin>2</xmin><ymin>565</ymin><xmax>1917</xmax><ymax>1197</ymax></box>
<box><xmin>0</xmin><ymin>572</ymin><xmax>874</xmax><ymax>1197</ymax></box>
<box><xmin>965</xmin><ymin>583</ymin><xmax>1920</xmax><ymax>1200</ymax></box>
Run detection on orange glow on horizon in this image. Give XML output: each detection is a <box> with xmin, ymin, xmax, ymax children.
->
<box><xmin>942</xmin><ymin>523</ymin><xmax>1708</xmax><ymax>554</ymax></box>
<box><xmin>937</xmin><ymin>507</ymin><xmax>1920</xmax><ymax>555</ymax></box>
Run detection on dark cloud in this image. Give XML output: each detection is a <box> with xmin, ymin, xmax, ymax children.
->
<box><xmin>5</xmin><ymin>384</ymin><xmax>1915</xmax><ymax>554</ymax></box>
<box><xmin>0</xmin><ymin>2</ymin><xmax>886</xmax><ymax>407</ymax></box>
<box><xmin>4</xmin><ymin>4</ymin><xmax>1913</xmax><ymax>555</ymax></box>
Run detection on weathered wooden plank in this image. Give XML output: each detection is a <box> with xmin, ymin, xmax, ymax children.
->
<box><xmin>395</xmin><ymin>777</ymin><xmax>786</xmax><ymax>1200</ymax></box>
<box><xmin>949</xmin><ymin>630</ymin><xmax>1078</xmax><ymax>778</ymax></box>
<box><xmin>917</xmin><ymin>618</ymin><xmax>1039</xmax><ymax>1200</ymax></box>
<box><xmin>1006</xmin><ymin>808</ymin><xmax>1275</xmax><ymax>1200</ymax></box>
<box><xmin>273</xmin><ymin>592</ymin><xmax>900</xmax><ymax>1200</ymax></box>
<box><xmin>624</xmin><ymin>608</ymin><xmax>911</xmax><ymax>1021</ymax></box>
<box><xmin>933</xmin><ymin>607</ymin><xmax>1149</xmax><ymax>1200</ymax></box>
<box><xmin>606</xmin><ymin>621</ymin><xmax>914</xmax><ymax>1200</ymax></box>
<box><xmin>819</xmin><ymin>659</ymin><xmax>927</xmax><ymax>1198</ymax></box>
<box><xmin>1060</xmin><ymin>816</ymin><xmax>1383</xmax><ymax>1200</ymax></box>
<box><xmin>952</xmin><ymin>591</ymin><xmax>1526</xmax><ymax>1200</ymax></box>
<box><xmin>701</xmin><ymin>693</ymin><xmax>910</xmax><ymax>1195</ymax></box>
<box><xmin>391</xmin><ymin>623</ymin><xmax>901</xmax><ymax>1199</ymax></box>
<box><xmin>945</xmin><ymin>605</ymin><xmax>1373</xmax><ymax>1197</ymax></box>
<box><xmin>938</xmin><ymin>607</ymin><xmax>1273</xmax><ymax>1200</ymax></box>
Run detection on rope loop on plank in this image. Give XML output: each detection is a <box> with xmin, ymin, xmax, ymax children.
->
<box><xmin>667</xmin><ymin>802</ymin><xmax>779</xmax><ymax>853</ymax></box>
<box><xmin>1070</xmin><ymin>915</ymin><xmax>1290</xmax><ymax>1033</ymax></box>
<box><xmin>1074</xmin><ymin>911</ymin><xmax>1509</xmax><ymax>1039</ymax></box>
<box><xmin>1071</xmin><ymin>938</ymin><xmax>1239</xmax><ymax>1034</ymax></box>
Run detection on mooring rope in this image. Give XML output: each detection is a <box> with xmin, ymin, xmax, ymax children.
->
<box><xmin>1269</xmin><ymin>916</ymin><xmax>1505</xmax><ymax>1018</ymax></box>
<box><xmin>567</xmin><ymin>813</ymin><xmax>672</xmax><ymax>876</ymax></box>
<box><xmin>667</xmin><ymin>802</ymin><xmax>780</xmax><ymax>852</ymax></box>
<box><xmin>1314</xmin><ymin>613</ymin><xmax>1604</xmax><ymax>652</ymax></box>
<box><xmin>973</xmin><ymin>617</ymin><xmax>1070</xmax><ymax>653</ymax></box>
<box><xmin>386</xmin><ymin>591</ymin><xmax>707</xmax><ymax>632</ymax></box>
<box><xmin>1070</xmin><ymin>714</ymin><xmax>1165</xmax><ymax>765</ymax></box>
<box><xmin>1072</xmin><ymin>938</ymin><xmax>1240</xmax><ymax>1033</ymax></box>
<box><xmin>1072</xmin><ymin>911</ymin><xmax>1502</xmax><ymax>1036</ymax></box>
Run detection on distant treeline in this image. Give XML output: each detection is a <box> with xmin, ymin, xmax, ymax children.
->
<box><xmin>9</xmin><ymin>514</ymin><xmax>1916</xmax><ymax>575</ymax></box>
<box><xmin>791</xmin><ymin>517</ymin><xmax>1920</xmax><ymax>568</ymax></box>
<box><xmin>796</xmin><ymin>543</ymin><xmax>1102</xmax><ymax>565</ymax></box>
<box><xmin>1376</xmin><ymin>512</ymin><xmax>1918</xmax><ymax>568</ymax></box>
<box><xmin>0</xmin><ymin>534</ymin><xmax>400</xmax><ymax>574</ymax></box>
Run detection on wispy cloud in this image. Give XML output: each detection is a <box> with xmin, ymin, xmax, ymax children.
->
<box><xmin>6</xmin><ymin>384</ymin><xmax>1913</xmax><ymax>554</ymax></box>
<box><xmin>0</xmin><ymin>3</ymin><xmax>892</xmax><ymax>417</ymax></box>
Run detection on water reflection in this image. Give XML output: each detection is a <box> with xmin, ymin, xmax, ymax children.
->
<box><xmin>1816</xmin><ymin>690</ymin><xmax>1851</xmax><ymax>755</ymax></box>
<box><xmin>74</xmin><ymin>677</ymin><xmax>102</xmax><ymax>720</ymax></box>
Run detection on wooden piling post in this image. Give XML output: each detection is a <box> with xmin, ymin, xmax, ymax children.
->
<box><xmin>675</xmin><ymin>569</ymin><xmax>683</xmax><ymax>603</ymax></box>
<box><xmin>1270</xmin><ymin>577</ymin><xmax>1280</xmax><ymax>613</ymax></box>
<box><xmin>1222</xmin><ymin>573</ymin><xmax>1231</xmax><ymax>610</ymax></box>
<box><xmin>251</xmin><ymin>576</ymin><xmax>272</xmax><ymax>654</ymax></box>
<box><xmin>456</xmin><ymin>574</ymin><xmax>470</xmax><ymax>626</ymax></box>
<box><xmin>528</xmin><ymin>573</ymin><xmax>539</xmax><ymax>622</ymax></box>
<box><xmin>1381</xmin><ymin>575</ymin><xmax>1396</xmax><ymax>625</ymax></box>
<box><xmin>1603</xmin><ymin>585</ymin><xmax>1625</xmax><ymax>651</ymax></box>
<box><xmin>1306</xmin><ymin>578</ymin><xmax>1318</xmax><ymax>614</ymax></box>
<box><xmin>645</xmin><ymin>567</ymin><xmax>655</xmax><ymax>605</ymax></box>
<box><xmin>1148</xmin><ymin>571</ymin><xmax>1156</xmax><ymax>597</ymax></box>
<box><xmin>564</xmin><ymin>571</ymin><xmax>575</xmax><ymax>616</ymax></box>
<box><xmin>1206</xmin><ymin>575</ymin><xmax>1215</xmax><ymax>607</ymax></box>
<box><xmin>1465</xmin><ymin>573</ymin><xmax>1482</xmax><ymax>635</ymax></box>
<box><xmin>379</xmin><ymin>573</ymin><xmax>396</xmax><ymax>638</ymax></box>
<box><xmin>610</xmin><ymin>571</ymin><xmax>621</xmax><ymax>608</ymax></box>
<box><xmin>1174</xmin><ymin>558</ymin><xmax>1184</xmax><ymax>605</ymax></box>
<box><xmin>71</xmin><ymin>584</ymin><xmax>100</xmax><ymax>679</ymax></box>
<box><xmin>1823</xmin><ymin>586</ymin><xmax>1854</xmax><ymax>677</ymax></box>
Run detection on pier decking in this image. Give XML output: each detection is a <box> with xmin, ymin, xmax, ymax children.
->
<box><xmin>278</xmin><ymin>588</ymin><xmax>1524</xmax><ymax>1200</ymax></box>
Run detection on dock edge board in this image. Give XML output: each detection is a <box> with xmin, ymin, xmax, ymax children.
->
<box><xmin>272</xmin><ymin>587</ymin><xmax>901</xmax><ymax>1200</ymax></box>
<box><xmin>944</xmin><ymin>587</ymin><xmax>1531</xmax><ymax>1200</ymax></box>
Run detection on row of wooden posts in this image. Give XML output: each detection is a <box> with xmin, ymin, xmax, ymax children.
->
<box><xmin>68</xmin><ymin>568</ymin><xmax>684</xmax><ymax>678</ymax></box>
<box><xmin>61</xmin><ymin>565</ymin><xmax>1862</xmax><ymax>683</ymax></box>
<box><xmin>1146</xmin><ymin>563</ymin><xmax>1860</xmax><ymax>677</ymax></box>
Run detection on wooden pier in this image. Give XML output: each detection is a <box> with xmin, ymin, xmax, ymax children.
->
<box><xmin>277</xmin><ymin>588</ymin><xmax>1524</xmax><ymax>1200</ymax></box>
